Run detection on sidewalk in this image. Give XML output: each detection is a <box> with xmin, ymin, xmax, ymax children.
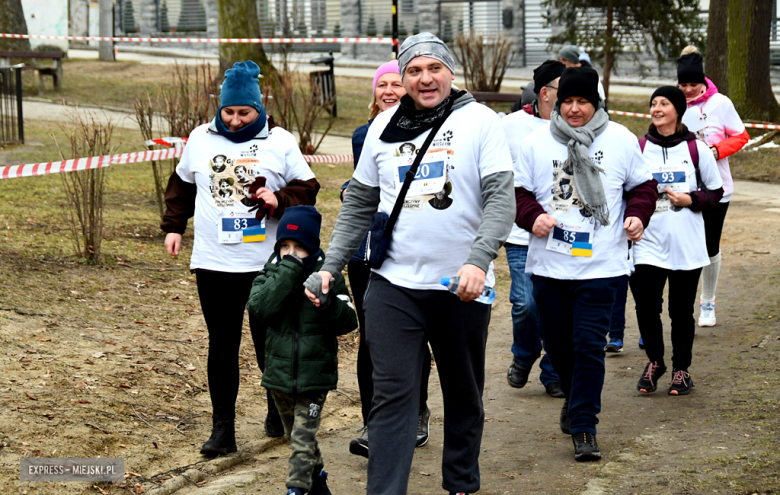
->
<box><xmin>68</xmin><ymin>47</ymin><xmax>660</xmax><ymax>96</ymax></box>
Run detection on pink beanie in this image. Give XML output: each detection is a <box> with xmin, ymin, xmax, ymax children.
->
<box><xmin>373</xmin><ymin>60</ymin><xmax>400</xmax><ymax>92</ymax></box>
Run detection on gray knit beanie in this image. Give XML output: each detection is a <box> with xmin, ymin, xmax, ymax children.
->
<box><xmin>398</xmin><ymin>32</ymin><xmax>456</xmax><ymax>79</ymax></box>
<box><xmin>557</xmin><ymin>45</ymin><xmax>580</xmax><ymax>64</ymax></box>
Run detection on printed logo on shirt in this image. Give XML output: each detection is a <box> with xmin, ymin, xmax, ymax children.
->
<box><xmin>432</xmin><ymin>129</ymin><xmax>453</xmax><ymax>148</ymax></box>
<box><xmin>240</xmin><ymin>144</ymin><xmax>259</xmax><ymax>157</ymax></box>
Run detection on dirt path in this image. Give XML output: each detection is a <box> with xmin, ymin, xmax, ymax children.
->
<box><xmin>165</xmin><ymin>182</ymin><xmax>780</xmax><ymax>495</ymax></box>
<box><xmin>1</xmin><ymin>179</ymin><xmax>777</xmax><ymax>495</ymax></box>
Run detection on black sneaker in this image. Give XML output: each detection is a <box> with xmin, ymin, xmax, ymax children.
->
<box><xmin>572</xmin><ymin>432</ymin><xmax>601</xmax><ymax>462</ymax></box>
<box><xmin>507</xmin><ymin>359</ymin><xmax>530</xmax><ymax>388</ymax></box>
<box><xmin>545</xmin><ymin>380</ymin><xmax>566</xmax><ymax>398</ymax></box>
<box><xmin>668</xmin><ymin>369</ymin><xmax>694</xmax><ymax>396</ymax></box>
<box><xmin>308</xmin><ymin>469</ymin><xmax>332</xmax><ymax>495</ymax></box>
<box><xmin>637</xmin><ymin>361</ymin><xmax>667</xmax><ymax>394</ymax></box>
<box><xmin>560</xmin><ymin>398</ymin><xmax>570</xmax><ymax>434</ymax></box>
<box><xmin>416</xmin><ymin>407</ymin><xmax>430</xmax><ymax>447</ymax></box>
<box><xmin>348</xmin><ymin>426</ymin><xmax>368</xmax><ymax>458</ymax></box>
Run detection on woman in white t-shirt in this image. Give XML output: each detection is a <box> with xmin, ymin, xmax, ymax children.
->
<box><xmin>631</xmin><ymin>87</ymin><xmax>724</xmax><ymax>396</ymax></box>
<box><xmin>677</xmin><ymin>47</ymin><xmax>749</xmax><ymax>327</ymax></box>
<box><xmin>161</xmin><ymin>61</ymin><xmax>320</xmax><ymax>457</ymax></box>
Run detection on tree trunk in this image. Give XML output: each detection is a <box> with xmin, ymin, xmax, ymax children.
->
<box><xmin>706</xmin><ymin>0</ymin><xmax>729</xmax><ymax>94</ymax></box>
<box><xmin>601</xmin><ymin>0</ymin><xmax>614</xmax><ymax>102</ymax></box>
<box><xmin>0</xmin><ymin>0</ymin><xmax>31</xmax><ymax>51</ymax></box>
<box><xmin>217</xmin><ymin>0</ymin><xmax>274</xmax><ymax>77</ymax></box>
<box><xmin>727</xmin><ymin>0</ymin><xmax>780</xmax><ymax>122</ymax></box>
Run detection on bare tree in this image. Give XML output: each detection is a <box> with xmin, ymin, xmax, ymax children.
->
<box><xmin>0</xmin><ymin>0</ymin><xmax>32</xmax><ymax>51</ymax></box>
<box><xmin>216</xmin><ymin>0</ymin><xmax>274</xmax><ymax>77</ymax></box>
<box><xmin>726</xmin><ymin>0</ymin><xmax>780</xmax><ymax>122</ymax></box>
<box><xmin>706</xmin><ymin>0</ymin><xmax>729</xmax><ymax>94</ymax></box>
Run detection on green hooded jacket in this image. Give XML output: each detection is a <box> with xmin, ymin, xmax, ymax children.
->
<box><xmin>246</xmin><ymin>253</ymin><xmax>357</xmax><ymax>395</ymax></box>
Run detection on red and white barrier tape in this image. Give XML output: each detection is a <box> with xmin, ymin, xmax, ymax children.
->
<box><xmin>608</xmin><ymin>109</ymin><xmax>780</xmax><ymax>130</ymax></box>
<box><xmin>0</xmin><ymin>33</ymin><xmax>391</xmax><ymax>44</ymax></box>
<box><xmin>1</xmin><ymin>147</ymin><xmax>181</xmax><ymax>180</ymax></box>
<box><xmin>0</xmin><ymin>146</ymin><xmax>351</xmax><ymax>181</ymax></box>
<box><xmin>145</xmin><ymin>137</ymin><xmax>188</xmax><ymax>148</ymax></box>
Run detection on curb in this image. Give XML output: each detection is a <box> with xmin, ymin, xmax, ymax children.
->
<box><xmin>144</xmin><ymin>436</ymin><xmax>285</xmax><ymax>495</ymax></box>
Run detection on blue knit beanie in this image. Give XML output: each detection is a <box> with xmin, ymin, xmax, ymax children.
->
<box><xmin>220</xmin><ymin>61</ymin><xmax>264</xmax><ymax>113</ymax></box>
<box><xmin>274</xmin><ymin>206</ymin><xmax>322</xmax><ymax>256</ymax></box>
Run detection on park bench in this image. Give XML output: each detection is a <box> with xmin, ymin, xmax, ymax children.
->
<box><xmin>0</xmin><ymin>50</ymin><xmax>64</xmax><ymax>92</ymax></box>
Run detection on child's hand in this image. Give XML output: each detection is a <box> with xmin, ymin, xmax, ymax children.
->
<box><xmin>304</xmin><ymin>271</ymin><xmax>335</xmax><ymax>308</ymax></box>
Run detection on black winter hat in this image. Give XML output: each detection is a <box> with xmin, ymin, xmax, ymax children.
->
<box><xmin>533</xmin><ymin>60</ymin><xmax>566</xmax><ymax>95</ymax></box>
<box><xmin>557</xmin><ymin>67</ymin><xmax>600</xmax><ymax>109</ymax></box>
<box><xmin>650</xmin><ymin>86</ymin><xmax>687</xmax><ymax>120</ymax></box>
<box><xmin>677</xmin><ymin>54</ymin><xmax>705</xmax><ymax>85</ymax></box>
<box><xmin>274</xmin><ymin>205</ymin><xmax>322</xmax><ymax>256</ymax></box>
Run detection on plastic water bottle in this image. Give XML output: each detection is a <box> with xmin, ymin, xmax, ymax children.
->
<box><xmin>440</xmin><ymin>276</ymin><xmax>496</xmax><ymax>304</ymax></box>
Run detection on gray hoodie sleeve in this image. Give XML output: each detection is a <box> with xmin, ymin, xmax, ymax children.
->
<box><xmin>466</xmin><ymin>170</ymin><xmax>516</xmax><ymax>272</ymax></box>
<box><xmin>321</xmin><ymin>178</ymin><xmax>381</xmax><ymax>277</ymax></box>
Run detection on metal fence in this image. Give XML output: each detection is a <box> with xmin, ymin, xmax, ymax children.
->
<box><xmin>120</xmin><ymin>0</ymin><xmax>208</xmax><ymax>33</ymax></box>
<box><xmin>0</xmin><ymin>65</ymin><xmax>23</xmax><ymax>146</ymax></box>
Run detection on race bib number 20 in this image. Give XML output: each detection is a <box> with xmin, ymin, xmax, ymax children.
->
<box><xmin>394</xmin><ymin>150</ymin><xmax>448</xmax><ymax>196</ymax></box>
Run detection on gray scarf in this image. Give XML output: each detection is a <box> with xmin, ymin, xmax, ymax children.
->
<box><xmin>549</xmin><ymin>102</ymin><xmax>611</xmax><ymax>226</ymax></box>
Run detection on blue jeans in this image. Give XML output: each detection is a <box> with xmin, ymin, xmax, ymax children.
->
<box><xmin>505</xmin><ymin>244</ymin><xmax>559</xmax><ymax>386</ymax></box>
<box><xmin>609</xmin><ymin>275</ymin><xmax>629</xmax><ymax>340</ymax></box>
<box><xmin>532</xmin><ymin>275</ymin><xmax>621</xmax><ymax>435</ymax></box>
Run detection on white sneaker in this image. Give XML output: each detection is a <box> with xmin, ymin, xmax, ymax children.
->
<box><xmin>698</xmin><ymin>300</ymin><xmax>716</xmax><ymax>327</ymax></box>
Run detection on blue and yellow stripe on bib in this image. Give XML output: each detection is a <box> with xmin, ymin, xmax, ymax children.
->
<box><xmin>571</xmin><ymin>242</ymin><xmax>592</xmax><ymax>257</ymax></box>
<box><xmin>242</xmin><ymin>225</ymin><xmax>266</xmax><ymax>243</ymax></box>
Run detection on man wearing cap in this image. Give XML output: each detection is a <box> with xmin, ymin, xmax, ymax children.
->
<box><xmin>557</xmin><ymin>45</ymin><xmax>607</xmax><ymax>101</ymax></box>
<box><xmin>501</xmin><ymin>60</ymin><xmax>566</xmax><ymax>398</ymax></box>
<box><xmin>515</xmin><ymin>67</ymin><xmax>658</xmax><ymax>461</ymax></box>
<box><xmin>305</xmin><ymin>33</ymin><xmax>515</xmax><ymax>495</ymax></box>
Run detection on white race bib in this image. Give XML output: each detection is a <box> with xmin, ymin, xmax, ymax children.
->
<box><xmin>218</xmin><ymin>211</ymin><xmax>266</xmax><ymax>244</ymax></box>
<box><xmin>394</xmin><ymin>150</ymin><xmax>449</xmax><ymax>197</ymax></box>
<box><xmin>546</xmin><ymin>221</ymin><xmax>595</xmax><ymax>257</ymax></box>
<box><xmin>652</xmin><ymin>164</ymin><xmax>689</xmax><ymax>194</ymax></box>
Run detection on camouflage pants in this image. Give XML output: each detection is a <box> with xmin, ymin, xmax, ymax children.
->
<box><xmin>270</xmin><ymin>390</ymin><xmax>328</xmax><ymax>491</ymax></box>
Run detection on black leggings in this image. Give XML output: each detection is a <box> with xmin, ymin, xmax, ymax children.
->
<box><xmin>703</xmin><ymin>201</ymin><xmax>729</xmax><ymax>258</ymax></box>
<box><xmin>348</xmin><ymin>260</ymin><xmax>431</xmax><ymax>425</ymax></box>
<box><xmin>195</xmin><ymin>270</ymin><xmax>267</xmax><ymax>415</ymax></box>
<box><xmin>629</xmin><ymin>264</ymin><xmax>702</xmax><ymax>371</ymax></box>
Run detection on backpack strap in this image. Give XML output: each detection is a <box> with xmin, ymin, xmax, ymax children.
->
<box><xmin>687</xmin><ymin>139</ymin><xmax>699</xmax><ymax>170</ymax></box>
<box><xmin>639</xmin><ymin>137</ymin><xmax>647</xmax><ymax>152</ymax></box>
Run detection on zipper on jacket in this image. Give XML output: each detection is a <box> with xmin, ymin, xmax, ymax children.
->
<box><xmin>292</xmin><ymin>295</ymin><xmax>300</xmax><ymax>394</ymax></box>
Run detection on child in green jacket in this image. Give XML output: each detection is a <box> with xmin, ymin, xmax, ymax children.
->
<box><xmin>247</xmin><ymin>205</ymin><xmax>357</xmax><ymax>495</ymax></box>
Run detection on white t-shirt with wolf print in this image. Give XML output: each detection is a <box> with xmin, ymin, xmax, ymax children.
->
<box><xmin>352</xmin><ymin>102</ymin><xmax>513</xmax><ymax>290</ymax></box>
<box><xmin>176</xmin><ymin>124</ymin><xmax>315</xmax><ymax>272</ymax></box>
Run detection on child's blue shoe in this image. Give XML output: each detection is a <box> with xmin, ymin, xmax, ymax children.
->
<box><xmin>309</xmin><ymin>469</ymin><xmax>332</xmax><ymax>495</ymax></box>
<box><xmin>286</xmin><ymin>488</ymin><xmax>304</xmax><ymax>495</ymax></box>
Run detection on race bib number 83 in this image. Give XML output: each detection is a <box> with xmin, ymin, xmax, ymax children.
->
<box><xmin>219</xmin><ymin>212</ymin><xmax>266</xmax><ymax>244</ymax></box>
